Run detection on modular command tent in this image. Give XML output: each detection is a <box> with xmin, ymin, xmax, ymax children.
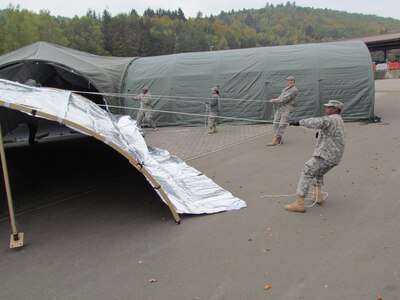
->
<box><xmin>0</xmin><ymin>40</ymin><xmax>375</xmax><ymax>127</ymax></box>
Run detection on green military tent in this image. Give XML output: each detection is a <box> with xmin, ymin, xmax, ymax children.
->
<box><xmin>0</xmin><ymin>42</ymin><xmax>135</xmax><ymax>109</ymax></box>
<box><xmin>0</xmin><ymin>40</ymin><xmax>375</xmax><ymax>125</ymax></box>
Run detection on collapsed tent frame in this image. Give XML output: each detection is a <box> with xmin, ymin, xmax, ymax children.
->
<box><xmin>0</xmin><ymin>99</ymin><xmax>181</xmax><ymax>247</ymax></box>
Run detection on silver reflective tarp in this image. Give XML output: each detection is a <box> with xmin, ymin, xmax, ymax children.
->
<box><xmin>0</xmin><ymin>79</ymin><xmax>246</xmax><ymax>214</ymax></box>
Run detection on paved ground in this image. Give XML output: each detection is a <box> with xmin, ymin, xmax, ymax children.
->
<box><xmin>144</xmin><ymin>123</ymin><xmax>274</xmax><ymax>161</ymax></box>
<box><xmin>0</xmin><ymin>79</ymin><xmax>399</xmax><ymax>299</ymax></box>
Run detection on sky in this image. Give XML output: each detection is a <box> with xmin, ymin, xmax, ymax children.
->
<box><xmin>2</xmin><ymin>0</ymin><xmax>400</xmax><ymax>20</ymax></box>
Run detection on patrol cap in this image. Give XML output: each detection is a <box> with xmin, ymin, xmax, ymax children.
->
<box><xmin>142</xmin><ymin>87</ymin><xmax>149</xmax><ymax>92</ymax></box>
<box><xmin>286</xmin><ymin>76</ymin><xmax>295</xmax><ymax>80</ymax></box>
<box><xmin>323</xmin><ymin>100</ymin><xmax>344</xmax><ymax>110</ymax></box>
<box><xmin>211</xmin><ymin>86</ymin><xmax>219</xmax><ymax>92</ymax></box>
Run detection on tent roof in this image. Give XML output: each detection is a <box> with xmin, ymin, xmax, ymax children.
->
<box><xmin>0</xmin><ymin>41</ymin><xmax>135</xmax><ymax>94</ymax></box>
<box><xmin>123</xmin><ymin>40</ymin><xmax>375</xmax><ymax>124</ymax></box>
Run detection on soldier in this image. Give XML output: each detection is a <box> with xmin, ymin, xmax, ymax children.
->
<box><xmin>267</xmin><ymin>76</ymin><xmax>298</xmax><ymax>146</ymax></box>
<box><xmin>285</xmin><ymin>100</ymin><xmax>345</xmax><ymax>213</ymax></box>
<box><xmin>205</xmin><ymin>86</ymin><xmax>220</xmax><ymax>134</ymax></box>
<box><xmin>133</xmin><ymin>87</ymin><xmax>156</xmax><ymax>131</ymax></box>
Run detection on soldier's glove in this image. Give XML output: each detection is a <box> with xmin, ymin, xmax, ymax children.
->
<box><xmin>315</xmin><ymin>132</ymin><xmax>319</xmax><ymax>138</ymax></box>
<box><xmin>290</xmin><ymin>120</ymin><xmax>300</xmax><ymax>126</ymax></box>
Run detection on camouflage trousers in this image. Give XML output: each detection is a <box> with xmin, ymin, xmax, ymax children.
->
<box><xmin>208</xmin><ymin>112</ymin><xmax>219</xmax><ymax>128</ymax></box>
<box><xmin>137</xmin><ymin>108</ymin><xmax>155</xmax><ymax>128</ymax></box>
<box><xmin>272</xmin><ymin>108</ymin><xmax>292</xmax><ymax>138</ymax></box>
<box><xmin>296</xmin><ymin>156</ymin><xmax>336</xmax><ymax>197</ymax></box>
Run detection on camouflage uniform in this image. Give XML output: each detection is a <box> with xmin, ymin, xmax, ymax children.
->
<box><xmin>272</xmin><ymin>85</ymin><xmax>298</xmax><ymax>138</ymax></box>
<box><xmin>206</xmin><ymin>94</ymin><xmax>220</xmax><ymax>129</ymax></box>
<box><xmin>135</xmin><ymin>92</ymin><xmax>155</xmax><ymax>129</ymax></box>
<box><xmin>296</xmin><ymin>114</ymin><xmax>345</xmax><ymax>197</ymax></box>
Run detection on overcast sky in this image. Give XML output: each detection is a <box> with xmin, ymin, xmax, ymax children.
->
<box><xmin>2</xmin><ymin>0</ymin><xmax>400</xmax><ymax>20</ymax></box>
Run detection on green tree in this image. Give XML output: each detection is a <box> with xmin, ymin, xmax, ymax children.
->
<box><xmin>244</xmin><ymin>12</ymin><xmax>256</xmax><ymax>28</ymax></box>
<box><xmin>1</xmin><ymin>6</ymin><xmax>39</xmax><ymax>53</ymax></box>
<box><xmin>101</xmin><ymin>9</ymin><xmax>113</xmax><ymax>55</ymax></box>
<box><xmin>148</xmin><ymin>16</ymin><xmax>176</xmax><ymax>55</ymax></box>
<box><xmin>105</xmin><ymin>11</ymin><xmax>141</xmax><ymax>56</ymax></box>
<box><xmin>35</xmin><ymin>10</ymin><xmax>68</xmax><ymax>46</ymax></box>
<box><xmin>2</xmin><ymin>3</ymin><xmax>400</xmax><ymax>58</ymax></box>
<box><xmin>62</xmin><ymin>16</ymin><xmax>106</xmax><ymax>55</ymax></box>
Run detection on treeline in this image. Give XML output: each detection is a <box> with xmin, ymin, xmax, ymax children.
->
<box><xmin>1</xmin><ymin>2</ymin><xmax>400</xmax><ymax>57</ymax></box>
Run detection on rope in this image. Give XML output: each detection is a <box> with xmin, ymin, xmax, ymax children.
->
<box><xmin>102</xmin><ymin>103</ymin><xmax>278</xmax><ymax>125</ymax></box>
<box><xmin>69</xmin><ymin>89</ymin><xmax>271</xmax><ymax>104</ymax></box>
<box><xmin>71</xmin><ymin>89</ymin><xmax>320</xmax><ymax>139</ymax></box>
<box><xmin>72</xmin><ymin>89</ymin><xmax>329</xmax><ymax>209</ymax></box>
<box><xmin>65</xmin><ymin>88</ymin><xmax>308</xmax><ymax>127</ymax></box>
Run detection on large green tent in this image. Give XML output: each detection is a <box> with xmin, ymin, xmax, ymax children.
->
<box><xmin>0</xmin><ymin>40</ymin><xmax>375</xmax><ymax>126</ymax></box>
<box><xmin>123</xmin><ymin>40</ymin><xmax>375</xmax><ymax>125</ymax></box>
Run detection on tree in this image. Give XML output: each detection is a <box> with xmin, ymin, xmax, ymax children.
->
<box><xmin>244</xmin><ymin>12</ymin><xmax>256</xmax><ymax>28</ymax></box>
<box><xmin>177</xmin><ymin>8</ymin><xmax>186</xmax><ymax>21</ymax></box>
<box><xmin>105</xmin><ymin>12</ymin><xmax>143</xmax><ymax>56</ymax></box>
<box><xmin>1</xmin><ymin>6</ymin><xmax>39</xmax><ymax>53</ymax></box>
<box><xmin>147</xmin><ymin>16</ymin><xmax>176</xmax><ymax>55</ymax></box>
<box><xmin>143</xmin><ymin>8</ymin><xmax>155</xmax><ymax>18</ymax></box>
<box><xmin>101</xmin><ymin>9</ymin><xmax>113</xmax><ymax>54</ymax></box>
<box><xmin>36</xmin><ymin>10</ymin><xmax>68</xmax><ymax>46</ymax></box>
<box><xmin>62</xmin><ymin>16</ymin><xmax>106</xmax><ymax>55</ymax></box>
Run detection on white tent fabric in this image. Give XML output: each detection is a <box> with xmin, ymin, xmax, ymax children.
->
<box><xmin>0</xmin><ymin>79</ymin><xmax>246</xmax><ymax>216</ymax></box>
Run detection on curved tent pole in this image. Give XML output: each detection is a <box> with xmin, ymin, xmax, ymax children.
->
<box><xmin>0</xmin><ymin>101</ymin><xmax>181</xmax><ymax>225</ymax></box>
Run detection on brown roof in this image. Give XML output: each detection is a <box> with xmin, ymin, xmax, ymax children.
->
<box><xmin>346</xmin><ymin>32</ymin><xmax>400</xmax><ymax>51</ymax></box>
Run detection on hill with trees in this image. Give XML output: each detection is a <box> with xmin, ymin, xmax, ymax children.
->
<box><xmin>1</xmin><ymin>2</ymin><xmax>400</xmax><ymax>59</ymax></box>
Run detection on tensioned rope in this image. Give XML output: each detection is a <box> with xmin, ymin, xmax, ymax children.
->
<box><xmin>70</xmin><ymin>89</ymin><xmax>321</xmax><ymax>201</ymax></box>
<box><xmin>69</xmin><ymin>90</ymin><xmax>269</xmax><ymax>104</ymax></box>
<box><xmin>102</xmin><ymin>104</ymin><xmax>277</xmax><ymax>124</ymax></box>
<box><xmin>97</xmin><ymin>103</ymin><xmax>318</xmax><ymax>135</ymax></box>
<box><xmin>68</xmin><ymin>89</ymin><xmax>320</xmax><ymax>133</ymax></box>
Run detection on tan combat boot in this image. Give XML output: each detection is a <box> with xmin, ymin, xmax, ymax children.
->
<box><xmin>310</xmin><ymin>187</ymin><xmax>324</xmax><ymax>204</ymax></box>
<box><xmin>206</xmin><ymin>128</ymin><xmax>214</xmax><ymax>134</ymax></box>
<box><xmin>266</xmin><ymin>137</ymin><xmax>282</xmax><ymax>146</ymax></box>
<box><xmin>285</xmin><ymin>195</ymin><xmax>306</xmax><ymax>212</ymax></box>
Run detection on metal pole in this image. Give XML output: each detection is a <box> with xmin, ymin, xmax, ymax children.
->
<box><xmin>0</xmin><ymin>122</ymin><xmax>24</xmax><ymax>248</ymax></box>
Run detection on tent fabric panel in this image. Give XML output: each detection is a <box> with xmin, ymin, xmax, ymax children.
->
<box><xmin>123</xmin><ymin>40</ymin><xmax>374</xmax><ymax>125</ymax></box>
<box><xmin>0</xmin><ymin>42</ymin><xmax>135</xmax><ymax>94</ymax></box>
<box><xmin>319</xmin><ymin>65</ymin><xmax>374</xmax><ymax>120</ymax></box>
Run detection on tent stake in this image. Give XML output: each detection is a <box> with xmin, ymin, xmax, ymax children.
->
<box><xmin>0</xmin><ymin>123</ymin><xmax>24</xmax><ymax>248</ymax></box>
